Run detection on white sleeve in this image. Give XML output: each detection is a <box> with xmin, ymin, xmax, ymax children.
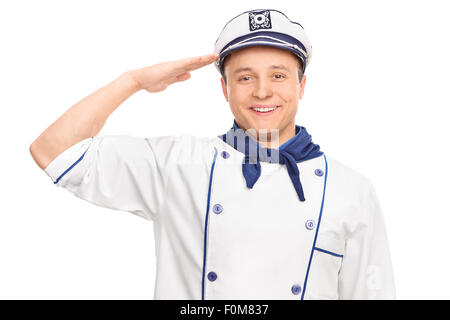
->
<box><xmin>44</xmin><ymin>135</ymin><xmax>178</xmax><ymax>221</ymax></box>
<box><xmin>338</xmin><ymin>181</ymin><xmax>396</xmax><ymax>299</ymax></box>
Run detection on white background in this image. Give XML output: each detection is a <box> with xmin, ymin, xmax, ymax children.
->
<box><xmin>1</xmin><ymin>0</ymin><xmax>449</xmax><ymax>299</ymax></box>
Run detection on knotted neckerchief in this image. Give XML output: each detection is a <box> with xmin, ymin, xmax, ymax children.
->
<box><xmin>218</xmin><ymin>120</ymin><xmax>323</xmax><ymax>202</ymax></box>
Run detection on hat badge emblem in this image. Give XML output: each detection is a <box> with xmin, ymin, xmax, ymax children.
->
<box><xmin>248</xmin><ymin>10</ymin><xmax>272</xmax><ymax>31</ymax></box>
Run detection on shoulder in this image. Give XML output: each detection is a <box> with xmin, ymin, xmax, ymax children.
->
<box><xmin>325</xmin><ymin>154</ymin><xmax>374</xmax><ymax>197</ymax></box>
<box><xmin>322</xmin><ymin>154</ymin><xmax>381</xmax><ymax>235</ymax></box>
<box><xmin>76</xmin><ymin>134</ymin><xmax>217</xmax><ymax>167</ymax></box>
<box><xmin>323</xmin><ymin>154</ymin><xmax>376</xmax><ymax>215</ymax></box>
<box><xmin>143</xmin><ymin>134</ymin><xmax>219</xmax><ymax>166</ymax></box>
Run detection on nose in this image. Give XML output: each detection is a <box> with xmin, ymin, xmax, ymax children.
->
<box><xmin>252</xmin><ymin>78</ymin><xmax>273</xmax><ymax>99</ymax></box>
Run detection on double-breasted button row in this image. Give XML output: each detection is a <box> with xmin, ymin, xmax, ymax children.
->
<box><xmin>208</xmin><ymin>271</ymin><xmax>301</xmax><ymax>297</ymax></box>
<box><xmin>209</xmin><ymin>154</ymin><xmax>223</xmax><ymax>286</ymax></box>
<box><xmin>212</xmin><ymin>150</ymin><xmax>319</xmax><ymax>295</ymax></box>
<box><xmin>222</xmin><ymin>149</ymin><xmax>323</xmax><ymax>178</ymax></box>
<box><xmin>209</xmin><ymin>151</ymin><xmax>227</xmax><ymax>284</ymax></box>
<box><xmin>210</xmin><ymin>145</ymin><xmax>224</xmax><ymax>281</ymax></box>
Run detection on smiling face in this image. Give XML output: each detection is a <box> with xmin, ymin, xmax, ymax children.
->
<box><xmin>220</xmin><ymin>45</ymin><xmax>306</xmax><ymax>148</ymax></box>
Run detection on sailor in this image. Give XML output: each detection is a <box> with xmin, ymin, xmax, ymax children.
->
<box><xmin>30</xmin><ymin>8</ymin><xmax>396</xmax><ymax>299</ymax></box>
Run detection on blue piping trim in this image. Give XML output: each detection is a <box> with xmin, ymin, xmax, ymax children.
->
<box><xmin>53</xmin><ymin>149</ymin><xmax>89</xmax><ymax>184</ymax></box>
<box><xmin>301</xmin><ymin>154</ymin><xmax>328</xmax><ymax>300</ymax></box>
<box><xmin>201</xmin><ymin>147</ymin><xmax>218</xmax><ymax>300</ymax></box>
<box><xmin>314</xmin><ymin>247</ymin><xmax>343</xmax><ymax>258</ymax></box>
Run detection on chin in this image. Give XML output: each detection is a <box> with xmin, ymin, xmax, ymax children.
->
<box><xmin>251</xmin><ymin>123</ymin><xmax>282</xmax><ymax>138</ymax></box>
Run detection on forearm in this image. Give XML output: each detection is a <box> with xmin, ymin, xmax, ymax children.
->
<box><xmin>30</xmin><ymin>70</ymin><xmax>140</xmax><ymax>170</ymax></box>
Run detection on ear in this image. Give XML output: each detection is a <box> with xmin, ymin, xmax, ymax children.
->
<box><xmin>298</xmin><ymin>74</ymin><xmax>307</xmax><ymax>99</ymax></box>
<box><xmin>221</xmin><ymin>77</ymin><xmax>229</xmax><ymax>102</ymax></box>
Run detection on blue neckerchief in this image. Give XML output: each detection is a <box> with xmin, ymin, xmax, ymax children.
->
<box><xmin>218</xmin><ymin>120</ymin><xmax>323</xmax><ymax>202</ymax></box>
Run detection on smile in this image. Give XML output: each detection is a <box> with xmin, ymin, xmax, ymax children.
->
<box><xmin>250</xmin><ymin>105</ymin><xmax>280</xmax><ymax>116</ymax></box>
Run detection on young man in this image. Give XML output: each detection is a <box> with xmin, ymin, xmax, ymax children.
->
<box><xmin>29</xmin><ymin>9</ymin><xmax>395</xmax><ymax>299</ymax></box>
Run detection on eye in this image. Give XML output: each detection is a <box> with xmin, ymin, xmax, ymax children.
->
<box><xmin>273</xmin><ymin>73</ymin><xmax>285</xmax><ymax>79</ymax></box>
<box><xmin>239</xmin><ymin>76</ymin><xmax>252</xmax><ymax>81</ymax></box>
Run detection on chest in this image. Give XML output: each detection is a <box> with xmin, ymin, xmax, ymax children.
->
<box><xmin>208</xmin><ymin>152</ymin><xmax>327</xmax><ymax>245</ymax></box>
<box><xmin>157</xmin><ymin>144</ymin><xmax>345</xmax><ymax>299</ymax></box>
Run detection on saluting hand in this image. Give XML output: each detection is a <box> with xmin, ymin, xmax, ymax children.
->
<box><xmin>130</xmin><ymin>53</ymin><xmax>220</xmax><ymax>93</ymax></box>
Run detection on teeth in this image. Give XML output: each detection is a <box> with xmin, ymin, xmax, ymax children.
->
<box><xmin>252</xmin><ymin>107</ymin><xmax>277</xmax><ymax>112</ymax></box>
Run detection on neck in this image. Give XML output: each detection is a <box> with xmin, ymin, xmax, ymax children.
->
<box><xmin>255</xmin><ymin>123</ymin><xmax>296</xmax><ymax>149</ymax></box>
<box><xmin>233</xmin><ymin>120</ymin><xmax>297</xmax><ymax>149</ymax></box>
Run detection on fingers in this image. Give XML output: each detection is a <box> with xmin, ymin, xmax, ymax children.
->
<box><xmin>174</xmin><ymin>53</ymin><xmax>219</xmax><ymax>72</ymax></box>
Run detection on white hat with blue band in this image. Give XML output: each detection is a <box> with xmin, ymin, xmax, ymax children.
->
<box><xmin>214</xmin><ymin>9</ymin><xmax>312</xmax><ymax>76</ymax></box>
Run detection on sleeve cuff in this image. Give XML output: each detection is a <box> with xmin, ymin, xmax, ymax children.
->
<box><xmin>44</xmin><ymin>137</ymin><xmax>94</xmax><ymax>184</ymax></box>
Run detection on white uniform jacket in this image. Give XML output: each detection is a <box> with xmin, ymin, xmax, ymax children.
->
<box><xmin>43</xmin><ymin>134</ymin><xmax>396</xmax><ymax>300</ymax></box>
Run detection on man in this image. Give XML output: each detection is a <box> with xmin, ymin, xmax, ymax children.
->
<box><xmin>29</xmin><ymin>9</ymin><xmax>395</xmax><ymax>299</ymax></box>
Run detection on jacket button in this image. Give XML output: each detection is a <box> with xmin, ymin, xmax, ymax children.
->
<box><xmin>291</xmin><ymin>284</ymin><xmax>302</xmax><ymax>295</ymax></box>
<box><xmin>305</xmin><ymin>219</ymin><xmax>315</xmax><ymax>230</ymax></box>
<box><xmin>207</xmin><ymin>271</ymin><xmax>217</xmax><ymax>282</ymax></box>
<box><xmin>212</xmin><ymin>204</ymin><xmax>223</xmax><ymax>214</ymax></box>
<box><xmin>221</xmin><ymin>151</ymin><xmax>230</xmax><ymax>159</ymax></box>
<box><xmin>314</xmin><ymin>168</ymin><xmax>324</xmax><ymax>176</ymax></box>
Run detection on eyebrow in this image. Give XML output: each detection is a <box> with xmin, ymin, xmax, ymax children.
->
<box><xmin>233</xmin><ymin>65</ymin><xmax>290</xmax><ymax>75</ymax></box>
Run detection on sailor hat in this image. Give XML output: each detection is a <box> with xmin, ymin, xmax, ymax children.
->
<box><xmin>213</xmin><ymin>9</ymin><xmax>312</xmax><ymax>76</ymax></box>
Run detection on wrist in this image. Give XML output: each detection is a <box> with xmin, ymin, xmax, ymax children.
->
<box><xmin>125</xmin><ymin>69</ymin><xmax>142</xmax><ymax>92</ymax></box>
